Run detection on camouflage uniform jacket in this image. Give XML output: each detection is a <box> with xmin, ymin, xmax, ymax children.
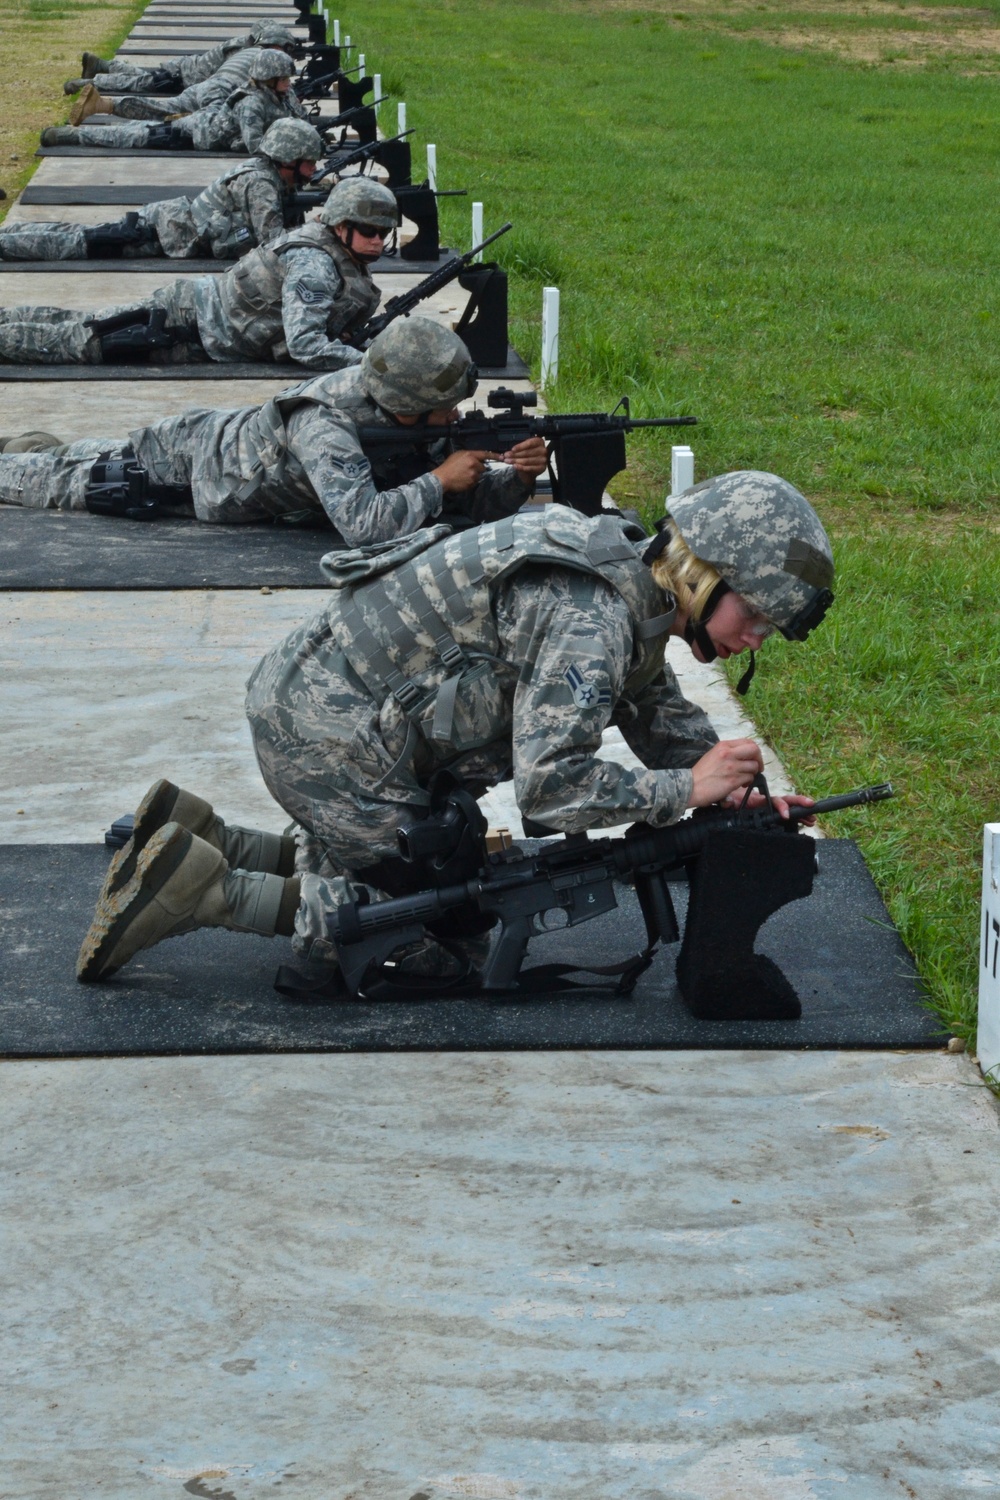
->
<box><xmin>185</xmin><ymin>84</ymin><xmax>307</xmax><ymax>155</ymax></box>
<box><xmin>191</xmin><ymin>223</ymin><xmax>379</xmax><ymax>365</ymax></box>
<box><xmin>133</xmin><ymin>365</ymin><xmax>532</xmax><ymax>535</ymax></box>
<box><xmin>246</xmin><ymin>509</ymin><xmax>718</xmax><ymax>832</ymax></box>
<box><xmin>177</xmin><ymin>34</ymin><xmax>258</xmax><ymax>87</ymax></box>
<box><xmin>143</xmin><ymin>157</ymin><xmax>286</xmax><ymax>260</ymax></box>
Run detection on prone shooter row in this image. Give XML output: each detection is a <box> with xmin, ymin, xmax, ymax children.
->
<box><xmin>0</xmin><ymin>14</ymin><xmax>874</xmax><ymax>1013</ymax></box>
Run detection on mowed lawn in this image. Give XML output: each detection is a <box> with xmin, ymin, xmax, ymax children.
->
<box><xmin>365</xmin><ymin>0</ymin><xmax>1000</xmax><ymax>1042</ymax></box>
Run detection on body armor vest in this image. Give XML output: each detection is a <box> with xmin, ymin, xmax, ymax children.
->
<box><xmin>319</xmin><ymin>508</ymin><xmax>676</xmax><ymax>780</ymax></box>
<box><xmin>189</xmin><ymin>157</ymin><xmax>282</xmax><ymax>258</ymax></box>
<box><xmin>216</xmin><ymin>224</ymin><xmax>379</xmax><ymax>358</ymax></box>
<box><xmin>226</xmin><ymin>371</ymin><xmax>423</xmax><ymax>503</ymax></box>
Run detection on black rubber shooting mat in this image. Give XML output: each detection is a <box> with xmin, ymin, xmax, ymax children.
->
<box><xmin>36</xmin><ymin>147</ymin><xmax>246</xmax><ymax>158</ymax></box>
<box><xmin>0</xmin><ymin>507</ymin><xmax>338</xmax><ymax>589</ymax></box>
<box><xmin>0</xmin><ymin>841</ymin><xmax>938</xmax><ymax>1057</ymax></box>
<box><xmin>21</xmin><ymin>186</ymin><xmax>192</xmax><ymax>205</ymax></box>
<box><xmin>0</xmin><ymin>255</ymin><xmax>460</xmax><ymax>277</ymax></box>
<box><xmin>0</xmin><ymin>349</ymin><xmax>530</xmax><ymax>381</ymax></box>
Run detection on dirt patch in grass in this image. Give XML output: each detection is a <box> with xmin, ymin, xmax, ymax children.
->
<box><xmin>0</xmin><ymin>0</ymin><xmax>142</xmax><ymax>214</ymax></box>
<box><xmin>567</xmin><ymin>0</ymin><xmax>1000</xmax><ymax>70</ymax></box>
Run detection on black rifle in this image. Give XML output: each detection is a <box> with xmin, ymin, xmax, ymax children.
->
<box><xmin>359</xmin><ymin>388</ymin><xmax>698</xmax><ymax>515</ymax></box>
<box><xmin>320</xmin><ymin>783</ymin><xmax>895</xmax><ymax>1015</ymax></box>
<box><xmin>322</xmin><ymin>95</ymin><xmax>389</xmax><ymax>149</ymax></box>
<box><xmin>349</xmin><ymin>223</ymin><xmax>514</xmax><ymax>347</ymax></box>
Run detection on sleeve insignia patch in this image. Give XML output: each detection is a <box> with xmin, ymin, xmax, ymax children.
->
<box><xmin>564</xmin><ymin>663</ymin><xmax>612</xmax><ymax>710</ymax></box>
<box><xmin>294</xmin><ymin>281</ymin><xmax>326</xmax><ymax>305</ymax></box>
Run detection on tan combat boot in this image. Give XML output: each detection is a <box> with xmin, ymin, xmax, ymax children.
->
<box><xmin>69</xmin><ymin>83</ymin><xmax>113</xmax><ymax>125</ymax></box>
<box><xmin>0</xmin><ymin>432</ymin><xmax>62</xmax><ymax>453</ymax></box>
<box><xmin>77</xmin><ymin>824</ymin><xmax>231</xmax><ymax>981</ymax></box>
<box><xmin>102</xmin><ymin>777</ymin><xmax>296</xmax><ymax>898</ymax></box>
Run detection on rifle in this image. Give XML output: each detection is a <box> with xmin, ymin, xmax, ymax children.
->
<box><xmin>285</xmin><ymin>130</ymin><xmax>415</xmax><ymax>222</ymax></box>
<box><xmin>349</xmin><ymin>223</ymin><xmax>514</xmax><ymax>347</ymax></box>
<box><xmin>358</xmin><ymin>388</ymin><xmax>698</xmax><ymax>515</ymax></box>
<box><xmin>320</xmin><ymin>782</ymin><xmax>895</xmax><ymax>1017</ymax></box>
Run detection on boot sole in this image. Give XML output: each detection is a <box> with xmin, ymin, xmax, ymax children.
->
<box><xmin>104</xmin><ymin>777</ymin><xmax>181</xmax><ymax>898</ymax></box>
<box><xmin>77</xmin><ymin>822</ymin><xmax>193</xmax><ymax>982</ymax></box>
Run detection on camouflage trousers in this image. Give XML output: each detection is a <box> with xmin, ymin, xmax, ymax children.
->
<box><xmin>110</xmin><ymin>88</ymin><xmax>202</xmax><ymax>122</ymax></box>
<box><xmin>67</xmin><ymin>120</ymin><xmax>189</xmax><ymax>149</ymax></box>
<box><xmin>92</xmin><ymin>63</ymin><xmax>183</xmax><ymax>93</ymax></box>
<box><xmin>0</xmin><ymin>219</ymin><xmax>162</xmax><ymax>262</ymax></box>
<box><xmin>0</xmin><ymin>439</ymin><xmax>131</xmax><ymax>509</ymax></box>
<box><xmin>0</xmin><ymin>279</ymin><xmax>206</xmax><ymax>365</ymax></box>
<box><xmin>245</xmin><ymin>659</ymin><xmax>490</xmax><ymax>970</ymax></box>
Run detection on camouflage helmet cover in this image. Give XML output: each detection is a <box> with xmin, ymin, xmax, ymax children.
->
<box><xmin>320</xmin><ymin>176</ymin><xmax>398</xmax><ymax>230</ymax></box>
<box><xmin>258</xmin><ymin>118</ymin><xmax>324</xmax><ymax>164</ymax></box>
<box><xmin>249</xmin><ymin>48</ymin><xmax>296</xmax><ymax>81</ymax></box>
<box><xmin>666</xmin><ymin>470</ymin><xmax>834</xmax><ymax>639</ymax></box>
<box><xmin>249</xmin><ymin>21</ymin><xmax>297</xmax><ymax>46</ymax></box>
<box><xmin>361</xmin><ymin>316</ymin><xmax>478</xmax><ymax>415</ymax></box>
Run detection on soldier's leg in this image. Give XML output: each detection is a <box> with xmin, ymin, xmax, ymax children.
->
<box><xmin>110</xmin><ymin>94</ymin><xmax>179</xmax><ymax>123</ymax></box>
<box><xmin>0</xmin><ymin>222</ymin><xmax>88</xmax><ymax>261</ymax></box>
<box><xmin>0</xmin><ymin>306</ymin><xmax>101</xmax><ymax>364</ymax></box>
<box><xmin>0</xmin><ymin>439</ymin><xmax>119</xmax><ymax>508</ymax></box>
<box><xmin>76</xmin><ymin>821</ymin><xmax>302</xmax><ymax>982</ymax></box>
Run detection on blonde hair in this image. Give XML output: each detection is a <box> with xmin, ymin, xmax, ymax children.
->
<box><xmin>649</xmin><ymin>521</ymin><xmax>724</xmax><ymax>623</ymax></box>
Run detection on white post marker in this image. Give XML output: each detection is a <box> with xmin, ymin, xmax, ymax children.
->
<box><xmin>427</xmin><ymin>143</ymin><xmax>437</xmax><ymax>193</ymax></box>
<box><xmin>472</xmin><ymin>201</ymin><xmax>483</xmax><ymax>258</ymax></box>
<box><xmin>397</xmin><ymin>102</ymin><xmax>407</xmax><ymax>135</ymax></box>
<box><xmin>977</xmin><ymin>825</ymin><xmax>1000</xmax><ymax>1083</ymax></box>
<box><xmin>332</xmin><ymin>17</ymin><xmax>340</xmax><ymax>45</ymax></box>
<box><xmin>670</xmin><ymin>445</ymin><xmax>695</xmax><ymax>498</ymax></box>
<box><xmin>541</xmin><ymin>285</ymin><xmax>560</xmax><ymax>387</ymax></box>
<box><xmin>344</xmin><ymin>35</ymin><xmax>351</xmax><ymax>61</ymax></box>
<box><xmin>373</xmin><ymin>74</ymin><xmax>382</xmax><ymax>114</ymax></box>
<box><xmin>358</xmin><ymin>53</ymin><xmax>365</xmax><ymax>74</ymax></box>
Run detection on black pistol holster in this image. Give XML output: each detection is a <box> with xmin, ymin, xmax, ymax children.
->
<box><xmin>84</xmin><ymin>446</ymin><xmax>193</xmax><ymax>521</ymax></box>
<box><xmin>142</xmin><ymin>122</ymin><xmax>188</xmax><ymax>150</ymax></box>
<box><xmin>144</xmin><ymin>68</ymin><xmax>185</xmax><ymax>95</ymax></box>
<box><xmin>86</xmin><ymin>305</ymin><xmax>195</xmax><ymax>364</ymax></box>
<box><xmin>83</xmin><ymin>212</ymin><xmax>159</xmax><ymax>260</ymax></box>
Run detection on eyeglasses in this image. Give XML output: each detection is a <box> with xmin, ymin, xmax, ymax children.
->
<box><xmin>735</xmin><ymin>597</ymin><xmax>776</xmax><ymax>641</ymax></box>
<box><xmin>351</xmin><ymin>223</ymin><xmax>391</xmax><ymax>240</ymax></box>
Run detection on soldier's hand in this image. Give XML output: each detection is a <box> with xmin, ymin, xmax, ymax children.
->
<box><xmin>433</xmin><ymin>448</ymin><xmax>490</xmax><ymax>493</ymax></box>
<box><xmin>499</xmin><ymin>436</ymin><xmax>549</xmax><ymax>482</ymax></box>
<box><xmin>687</xmin><ymin>739</ymin><xmax>764</xmax><ymax>808</ymax></box>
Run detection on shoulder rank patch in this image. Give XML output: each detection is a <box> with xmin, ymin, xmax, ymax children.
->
<box><xmin>294</xmin><ymin>281</ymin><xmax>326</xmax><ymax>305</ymax></box>
<box><xmin>565</xmin><ymin>663</ymin><xmax>611</xmax><ymax>711</ymax></box>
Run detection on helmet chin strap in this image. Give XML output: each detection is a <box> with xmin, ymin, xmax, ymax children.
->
<box><xmin>343</xmin><ymin>225</ymin><xmax>383</xmax><ymax>264</ymax></box>
<box><xmin>682</xmin><ymin>578</ymin><xmax>757</xmax><ymax>696</ymax></box>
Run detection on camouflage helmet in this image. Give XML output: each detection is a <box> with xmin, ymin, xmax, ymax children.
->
<box><xmin>361</xmin><ymin>317</ymin><xmax>478</xmax><ymax>415</ymax></box>
<box><xmin>249</xmin><ymin>49</ymin><xmax>296</xmax><ymax>82</ymax></box>
<box><xmin>249</xmin><ymin>21</ymin><xmax>297</xmax><ymax>47</ymax></box>
<box><xmin>665</xmin><ymin>470</ymin><xmax>834</xmax><ymax>640</ymax></box>
<box><xmin>258</xmin><ymin>118</ymin><xmax>323</xmax><ymax>165</ymax></box>
<box><xmin>320</xmin><ymin>177</ymin><xmax>398</xmax><ymax>231</ymax></box>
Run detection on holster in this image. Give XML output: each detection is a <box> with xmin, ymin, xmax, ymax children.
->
<box><xmin>142</xmin><ymin>123</ymin><xmax>187</xmax><ymax>150</ymax></box>
<box><xmin>84</xmin><ymin>212</ymin><xmax>159</xmax><ymax>260</ymax></box>
<box><xmin>86</xmin><ymin>305</ymin><xmax>197</xmax><ymax>364</ymax></box>
<box><xmin>84</xmin><ymin>447</ymin><xmax>193</xmax><ymax>521</ymax></box>
<box><xmin>145</xmin><ymin>69</ymin><xmax>184</xmax><ymax>95</ymax></box>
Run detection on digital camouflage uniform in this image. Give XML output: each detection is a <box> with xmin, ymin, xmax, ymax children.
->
<box><xmin>92</xmin><ymin>33</ymin><xmax>297</xmax><ymax>106</ymax></box>
<box><xmin>0</xmin><ymin>223</ymin><xmax>377</xmax><ymax>367</ymax></box>
<box><xmin>0</xmin><ymin>366</ymin><xmax>532</xmax><ymax>539</ymax></box>
<box><xmin>243</xmin><ymin>508</ymin><xmax>716</xmax><ymax>964</ymax></box>
<box><xmin>0</xmin><ymin>156</ymin><xmax>288</xmax><ymax>263</ymax></box>
<box><xmin>64</xmin><ymin>81</ymin><xmax>307</xmax><ymax>154</ymax></box>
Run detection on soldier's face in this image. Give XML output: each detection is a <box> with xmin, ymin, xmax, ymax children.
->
<box><xmin>701</xmin><ymin>592</ymin><xmax>775</xmax><ymax>660</ymax></box>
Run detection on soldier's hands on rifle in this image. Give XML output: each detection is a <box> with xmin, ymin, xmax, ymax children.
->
<box><xmin>688</xmin><ymin>741</ymin><xmax>817</xmax><ymax>823</ymax></box>
<box><xmin>432</xmin><ymin>448</ymin><xmax>491</xmax><ymax>493</ymax></box>
<box><xmin>499</xmin><ymin>435</ymin><xmax>548</xmax><ymax>483</ymax></box>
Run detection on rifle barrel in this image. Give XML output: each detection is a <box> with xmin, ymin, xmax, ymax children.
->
<box><xmin>628</xmin><ymin>415</ymin><xmax>698</xmax><ymax>428</ymax></box>
<box><xmin>803</xmin><ymin>784</ymin><xmax>894</xmax><ymax>817</ymax></box>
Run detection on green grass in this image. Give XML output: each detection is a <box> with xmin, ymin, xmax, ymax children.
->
<box><xmin>358</xmin><ymin>0</ymin><xmax>1000</xmax><ymax>1042</ymax></box>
